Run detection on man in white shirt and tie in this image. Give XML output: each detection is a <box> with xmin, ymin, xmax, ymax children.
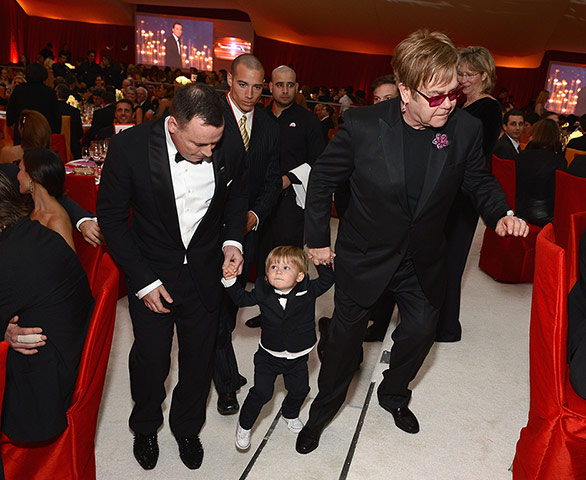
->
<box><xmin>493</xmin><ymin>109</ymin><xmax>525</xmax><ymax>160</ymax></box>
<box><xmin>165</xmin><ymin>22</ymin><xmax>183</xmax><ymax>68</ymax></box>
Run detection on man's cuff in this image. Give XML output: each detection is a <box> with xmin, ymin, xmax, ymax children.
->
<box><xmin>249</xmin><ymin>210</ymin><xmax>260</xmax><ymax>231</ymax></box>
<box><xmin>222</xmin><ymin>241</ymin><xmax>243</xmax><ymax>254</ymax></box>
<box><xmin>136</xmin><ymin>279</ymin><xmax>163</xmax><ymax>299</ymax></box>
<box><xmin>75</xmin><ymin>216</ymin><xmax>97</xmax><ymax>232</ymax></box>
<box><xmin>221</xmin><ymin>277</ymin><xmax>237</xmax><ymax>288</ymax></box>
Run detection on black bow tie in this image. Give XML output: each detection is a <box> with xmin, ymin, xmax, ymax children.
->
<box><xmin>175</xmin><ymin>152</ymin><xmax>201</xmax><ymax>165</ymax></box>
<box><xmin>276</xmin><ymin>292</ymin><xmax>290</xmax><ymax>299</ymax></box>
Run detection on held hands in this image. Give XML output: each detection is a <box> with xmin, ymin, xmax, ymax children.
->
<box><xmin>142</xmin><ymin>285</ymin><xmax>174</xmax><ymax>314</ymax></box>
<box><xmin>495</xmin><ymin>215</ymin><xmax>530</xmax><ymax>238</ymax></box>
<box><xmin>4</xmin><ymin>315</ymin><xmax>47</xmax><ymax>355</ymax></box>
<box><xmin>222</xmin><ymin>245</ymin><xmax>244</xmax><ymax>280</ymax></box>
<box><xmin>79</xmin><ymin>220</ymin><xmax>105</xmax><ymax>247</ymax></box>
<box><xmin>307</xmin><ymin>246</ymin><xmax>336</xmax><ymax>266</ymax></box>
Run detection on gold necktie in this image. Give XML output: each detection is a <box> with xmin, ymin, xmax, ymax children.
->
<box><xmin>239</xmin><ymin>115</ymin><xmax>250</xmax><ymax>151</ymax></box>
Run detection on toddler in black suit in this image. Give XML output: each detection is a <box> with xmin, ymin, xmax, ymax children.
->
<box><xmin>222</xmin><ymin>246</ymin><xmax>334</xmax><ymax>450</ymax></box>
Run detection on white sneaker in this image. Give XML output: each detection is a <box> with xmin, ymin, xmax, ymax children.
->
<box><xmin>282</xmin><ymin>416</ymin><xmax>304</xmax><ymax>434</ymax></box>
<box><xmin>235</xmin><ymin>422</ymin><xmax>251</xmax><ymax>450</ymax></box>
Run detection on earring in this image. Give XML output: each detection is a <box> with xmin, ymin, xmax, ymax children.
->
<box><xmin>401</xmin><ymin>102</ymin><xmax>407</xmax><ymax>113</ymax></box>
<box><xmin>29</xmin><ymin>181</ymin><xmax>34</xmax><ymax>194</ymax></box>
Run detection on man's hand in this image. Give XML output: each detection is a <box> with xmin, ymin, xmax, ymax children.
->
<box><xmin>223</xmin><ymin>245</ymin><xmax>244</xmax><ymax>279</ymax></box>
<box><xmin>142</xmin><ymin>285</ymin><xmax>173</xmax><ymax>314</ymax></box>
<box><xmin>244</xmin><ymin>211</ymin><xmax>257</xmax><ymax>235</ymax></box>
<box><xmin>307</xmin><ymin>246</ymin><xmax>336</xmax><ymax>266</ymax></box>
<box><xmin>495</xmin><ymin>215</ymin><xmax>529</xmax><ymax>237</ymax></box>
<box><xmin>79</xmin><ymin>220</ymin><xmax>104</xmax><ymax>247</ymax></box>
<box><xmin>4</xmin><ymin>315</ymin><xmax>46</xmax><ymax>355</ymax></box>
<box><xmin>281</xmin><ymin>175</ymin><xmax>291</xmax><ymax>191</ymax></box>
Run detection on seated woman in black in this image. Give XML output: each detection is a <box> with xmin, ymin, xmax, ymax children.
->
<box><xmin>0</xmin><ymin>171</ymin><xmax>93</xmax><ymax>445</ymax></box>
<box><xmin>515</xmin><ymin>119</ymin><xmax>567</xmax><ymax>226</ymax></box>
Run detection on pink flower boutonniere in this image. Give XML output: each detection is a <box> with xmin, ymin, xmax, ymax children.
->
<box><xmin>432</xmin><ymin>133</ymin><xmax>449</xmax><ymax>150</ymax></box>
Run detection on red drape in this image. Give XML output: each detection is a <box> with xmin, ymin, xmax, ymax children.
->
<box><xmin>0</xmin><ymin>0</ymin><xmax>133</xmax><ymax>66</ymax></box>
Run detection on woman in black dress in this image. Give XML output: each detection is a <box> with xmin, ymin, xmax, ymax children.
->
<box><xmin>437</xmin><ymin>46</ymin><xmax>503</xmax><ymax>342</ymax></box>
<box><xmin>0</xmin><ymin>171</ymin><xmax>93</xmax><ymax>446</ymax></box>
<box><xmin>516</xmin><ymin>119</ymin><xmax>566</xmax><ymax>226</ymax></box>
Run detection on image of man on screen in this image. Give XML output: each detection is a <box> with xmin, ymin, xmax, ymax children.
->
<box><xmin>165</xmin><ymin>22</ymin><xmax>183</xmax><ymax>68</ymax></box>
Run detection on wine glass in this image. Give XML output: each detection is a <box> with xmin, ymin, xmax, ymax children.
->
<box><xmin>81</xmin><ymin>146</ymin><xmax>90</xmax><ymax>162</ymax></box>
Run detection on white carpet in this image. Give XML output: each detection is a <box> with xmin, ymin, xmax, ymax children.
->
<box><xmin>95</xmin><ymin>221</ymin><xmax>531</xmax><ymax>479</ymax></box>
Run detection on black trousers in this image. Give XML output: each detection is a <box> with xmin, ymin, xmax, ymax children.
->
<box><xmin>437</xmin><ymin>191</ymin><xmax>479</xmax><ymax>342</ymax></box>
<box><xmin>213</xmin><ymin>230</ymin><xmax>258</xmax><ymax>393</ymax></box>
<box><xmin>239</xmin><ymin>347</ymin><xmax>310</xmax><ymax>430</ymax></box>
<box><xmin>307</xmin><ymin>255</ymin><xmax>439</xmax><ymax>431</ymax></box>
<box><xmin>128</xmin><ymin>265</ymin><xmax>218</xmax><ymax>437</ymax></box>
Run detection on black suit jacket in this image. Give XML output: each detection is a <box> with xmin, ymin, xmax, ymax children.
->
<box><xmin>305</xmin><ymin>98</ymin><xmax>509</xmax><ymax>308</ymax></box>
<box><xmin>225</xmin><ymin>265</ymin><xmax>334</xmax><ymax>352</ymax></box>
<box><xmin>567</xmin><ymin>155</ymin><xmax>586</xmax><ymax>178</ymax></box>
<box><xmin>493</xmin><ymin>134</ymin><xmax>520</xmax><ymax>160</ymax></box>
<box><xmin>221</xmin><ymin>96</ymin><xmax>281</xmax><ymax>226</ymax></box>
<box><xmin>97</xmin><ymin>116</ymin><xmax>247</xmax><ymax>310</ymax></box>
<box><xmin>568</xmin><ymin>228</ymin><xmax>586</xmax><ymax>399</ymax></box>
<box><xmin>87</xmin><ymin>104</ymin><xmax>115</xmax><ymax>141</ymax></box>
<box><xmin>57</xmin><ymin>100</ymin><xmax>83</xmax><ymax>158</ymax></box>
<box><xmin>6</xmin><ymin>82</ymin><xmax>61</xmax><ymax>134</ymax></box>
<box><xmin>321</xmin><ymin>116</ymin><xmax>335</xmax><ymax>143</ymax></box>
<box><xmin>165</xmin><ymin>35</ymin><xmax>182</xmax><ymax>68</ymax></box>
<box><xmin>566</xmin><ymin>135</ymin><xmax>586</xmax><ymax>152</ymax></box>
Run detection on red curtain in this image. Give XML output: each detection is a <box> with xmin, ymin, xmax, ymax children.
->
<box><xmin>0</xmin><ymin>0</ymin><xmax>133</xmax><ymax>66</ymax></box>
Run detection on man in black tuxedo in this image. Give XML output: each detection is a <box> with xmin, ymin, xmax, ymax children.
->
<box><xmin>55</xmin><ymin>84</ymin><xmax>83</xmax><ymax>159</ymax></box>
<box><xmin>97</xmin><ymin>99</ymin><xmax>134</xmax><ymax>140</ymax></box>
<box><xmin>87</xmin><ymin>91</ymin><xmax>116</xmax><ymax>142</ymax></box>
<box><xmin>97</xmin><ymin>84</ymin><xmax>247</xmax><ymax>471</ymax></box>
<box><xmin>165</xmin><ymin>22</ymin><xmax>183</xmax><ymax>68</ymax></box>
<box><xmin>566</xmin><ymin>114</ymin><xmax>586</xmax><ymax>152</ymax></box>
<box><xmin>296</xmin><ymin>30</ymin><xmax>528</xmax><ymax>454</ymax></box>
<box><xmin>213</xmin><ymin>54</ymin><xmax>281</xmax><ymax>415</ymax></box>
<box><xmin>493</xmin><ymin>109</ymin><xmax>524</xmax><ymax>160</ymax></box>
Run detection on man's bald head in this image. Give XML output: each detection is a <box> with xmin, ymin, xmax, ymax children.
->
<box><xmin>271</xmin><ymin>65</ymin><xmax>297</xmax><ymax>83</ymax></box>
<box><xmin>231</xmin><ymin>54</ymin><xmax>264</xmax><ymax>77</ymax></box>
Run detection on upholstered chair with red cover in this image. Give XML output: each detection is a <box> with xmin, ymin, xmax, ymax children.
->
<box><xmin>567</xmin><ymin>211</ymin><xmax>586</xmax><ymax>293</ymax></box>
<box><xmin>0</xmin><ymin>253</ymin><xmax>119</xmax><ymax>480</ymax></box>
<box><xmin>553</xmin><ymin>171</ymin><xmax>586</xmax><ymax>253</ymax></box>
<box><xmin>513</xmin><ymin>224</ymin><xmax>586</xmax><ymax>479</ymax></box>
<box><xmin>50</xmin><ymin>134</ymin><xmax>68</xmax><ymax>163</ymax></box>
<box><xmin>479</xmin><ymin>156</ymin><xmax>542</xmax><ymax>283</ymax></box>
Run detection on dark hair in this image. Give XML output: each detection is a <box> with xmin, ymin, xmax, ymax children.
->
<box><xmin>345</xmin><ymin>86</ymin><xmax>354</xmax><ymax>95</ymax></box>
<box><xmin>19</xmin><ymin>110</ymin><xmax>51</xmax><ymax>150</ymax></box>
<box><xmin>87</xmin><ymin>50</ymin><xmax>96</xmax><ymax>56</ymax></box>
<box><xmin>525</xmin><ymin>112</ymin><xmax>540</xmax><ymax>126</ymax></box>
<box><xmin>116</xmin><ymin>98</ymin><xmax>134</xmax><ymax>109</ymax></box>
<box><xmin>503</xmin><ymin>109</ymin><xmax>524</xmax><ymax>125</ymax></box>
<box><xmin>172</xmin><ymin>22</ymin><xmax>183</xmax><ymax>29</ymax></box>
<box><xmin>23</xmin><ymin>148</ymin><xmax>66</xmax><ymax>199</ymax></box>
<box><xmin>0</xmin><ymin>171</ymin><xmax>27</xmax><ymax>229</ymax></box>
<box><xmin>371</xmin><ymin>74</ymin><xmax>396</xmax><ymax>92</ymax></box>
<box><xmin>104</xmin><ymin>91</ymin><xmax>117</xmax><ymax>104</ymax></box>
<box><xmin>55</xmin><ymin>83</ymin><xmax>70</xmax><ymax>100</ymax></box>
<box><xmin>527</xmin><ymin>119</ymin><xmax>561</xmax><ymax>153</ymax></box>
<box><xmin>579</xmin><ymin>114</ymin><xmax>586</xmax><ymax>131</ymax></box>
<box><xmin>65</xmin><ymin>74</ymin><xmax>76</xmax><ymax>85</ymax></box>
<box><xmin>92</xmin><ymin>87</ymin><xmax>105</xmax><ymax>98</ymax></box>
<box><xmin>171</xmin><ymin>83</ymin><xmax>224</xmax><ymax>128</ymax></box>
<box><xmin>231</xmin><ymin>54</ymin><xmax>264</xmax><ymax>76</ymax></box>
<box><xmin>25</xmin><ymin>63</ymin><xmax>48</xmax><ymax>83</ymax></box>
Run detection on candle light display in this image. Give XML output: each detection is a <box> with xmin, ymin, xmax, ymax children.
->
<box><xmin>545</xmin><ymin>63</ymin><xmax>586</xmax><ymax>115</ymax></box>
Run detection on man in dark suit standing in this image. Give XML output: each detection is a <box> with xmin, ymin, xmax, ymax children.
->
<box><xmin>213</xmin><ymin>54</ymin><xmax>281</xmax><ymax>415</ymax></box>
<box><xmin>97</xmin><ymin>84</ymin><xmax>247</xmax><ymax>471</ymax></box>
<box><xmin>296</xmin><ymin>30</ymin><xmax>528</xmax><ymax>454</ymax></box>
<box><xmin>165</xmin><ymin>22</ymin><xmax>183</xmax><ymax>69</ymax></box>
<box><xmin>493</xmin><ymin>109</ymin><xmax>524</xmax><ymax>160</ymax></box>
<box><xmin>87</xmin><ymin>91</ymin><xmax>116</xmax><ymax>142</ymax></box>
<box><xmin>55</xmin><ymin>84</ymin><xmax>83</xmax><ymax>159</ymax></box>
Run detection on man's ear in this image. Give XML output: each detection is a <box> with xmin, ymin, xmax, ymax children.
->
<box><xmin>227</xmin><ymin>72</ymin><xmax>233</xmax><ymax>88</ymax></box>
<box><xmin>398</xmin><ymin>82</ymin><xmax>412</xmax><ymax>105</ymax></box>
<box><xmin>168</xmin><ymin>115</ymin><xmax>178</xmax><ymax>134</ymax></box>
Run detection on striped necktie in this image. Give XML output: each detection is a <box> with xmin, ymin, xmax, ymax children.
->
<box><xmin>239</xmin><ymin>115</ymin><xmax>250</xmax><ymax>151</ymax></box>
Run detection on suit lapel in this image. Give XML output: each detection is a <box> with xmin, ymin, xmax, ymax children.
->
<box><xmin>149</xmin><ymin>118</ymin><xmax>183</xmax><ymax>246</ymax></box>
<box><xmin>380</xmin><ymin>101</ymin><xmax>410</xmax><ymax>218</ymax></box>
<box><xmin>413</xmin><ymin>114</ymin><xmax>456</xmax><ymax>219</ymax></box>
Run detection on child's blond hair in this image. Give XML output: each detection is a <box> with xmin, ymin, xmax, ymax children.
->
<box><xmin>265</xmin><ymin>246</ymin><xmax>309</xmax><ymax>276</ymax></box>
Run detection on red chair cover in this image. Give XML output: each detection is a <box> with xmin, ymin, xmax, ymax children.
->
<box><xmin>478</xmin><ymin>156</ymin><xmax>541</xmax><ymax>283</ymax></box>
<box><xmin>553</xmin><ymin>170</ymin><xmax>586</xmax><ymax>252</ymax></box>
<box><xmin>0</xmin><ymin>253</ymin><xmax>119</xmax><ymax>480</ymax></box>
<box><xmin>513</xmin><ymin>224</ymin><xmax>586</xmax><ymax>479</ymax></box>
<box><xmin>64</xmin><ymin>175</ymin><xmax>98</xmax><ymax>214</ymax></box>
<box><xmin>0</xmin><ymin>341</ymin><xmax>9</xmax><ymax>416</ymax></box>
<box><xmin>567</xmin><ymin>211</ymin><xmax>586</xmax><ymax>293</ymax></box>
<box><xmin>51</xmin><ymin>134</ymin><xmax>68</xmax><ymax>163</ymax></box>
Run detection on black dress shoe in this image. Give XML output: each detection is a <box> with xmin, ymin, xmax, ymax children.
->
<box><xmin>295</xmin><ymin>425</ymin><xmax>322</xmax><ymax>454</ymax></box>
<box><xmin>176</xmin><ymin>435</ymin><xmax>204</xmax><ymax>470</ymax></box>
<box><xmin>217</xmin><ymin>391</ymin><xmax>239</xmax><ymax>415</ymax></box>
<box><xmin>133</xmin><ymin>432</ymin><xmax>159</xmax><ymax>470</ymax></box>
<box><xmin>379</xmin><ymin>403</ymin><xmax>420</xmax><ymax>434</ymax></box>
<box><xmin>363</xmin><ymin>325</ymin><xmax>386</xmax><ymax>342</ymax></box>
<box><xmin>245</xmin><ymin>314</ymin><xmax>261</xmax><ymax>328</ymax></box>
